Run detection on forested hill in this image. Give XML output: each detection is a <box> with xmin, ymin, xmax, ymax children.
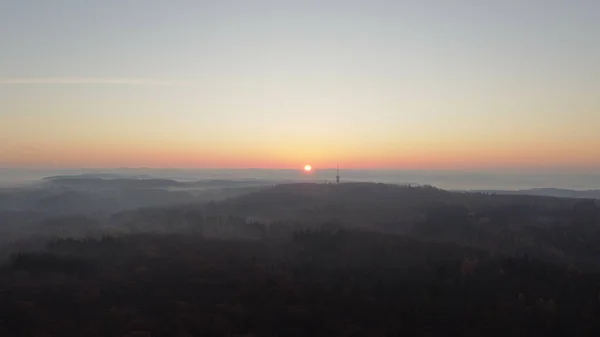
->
<box><xmin>207</xmin><ymin>183</ymin><xmax>600</xmax><ymax>267</ymax></box>
<box><xmin>209</xmin><ymin>182</ymin><xmax>596</xmax><ymax>227</ymax></box>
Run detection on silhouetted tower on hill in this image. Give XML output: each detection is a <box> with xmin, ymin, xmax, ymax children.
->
<box><xmin>336</xmin><ymin>165</ymin><xmax>340</xmax><ymax>184</ymax></box>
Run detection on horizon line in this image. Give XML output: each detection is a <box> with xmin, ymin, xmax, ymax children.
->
<box><xmin>1</xmin><ymin>167</ymin><xmax>600</xmax><ymax>173</ymax></box>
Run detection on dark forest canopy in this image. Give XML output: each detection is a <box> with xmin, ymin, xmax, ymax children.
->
<box><xmin>1</xmin><ymin>181</ymin><xmax>600</xmax><ymax>336</ymax></box>
<box><xmin>2</xmin><ymin>232</ymin><xmax>600</xmax><ymax>337</ymax></box>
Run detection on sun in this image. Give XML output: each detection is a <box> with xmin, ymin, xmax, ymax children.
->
<box><xmin>304</xmin><ymin>164</ymin><xmax>312</xmax><ymax>172</ymax></box>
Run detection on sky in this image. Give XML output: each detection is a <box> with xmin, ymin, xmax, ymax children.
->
<box><xmin>1</xmin><ymin>0</ymin><xmax>599</xmax><ymax>170</ymax></box>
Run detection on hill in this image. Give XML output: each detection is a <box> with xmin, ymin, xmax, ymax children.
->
<box><xmin>205</xmin><ymin>183</ymin><xmax>600</xmax><ymax>267</ymax></box>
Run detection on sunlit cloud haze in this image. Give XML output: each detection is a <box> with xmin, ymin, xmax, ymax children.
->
<box><xmin>1</xmin><ymin>0</ymin><xmax>599</xmax><ymax>170</ymax></box>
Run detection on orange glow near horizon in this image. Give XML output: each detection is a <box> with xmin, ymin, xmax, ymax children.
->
<box><xmin>2</xmin><ymin>133</ymin><xmax>600</xmax><ymax>170</ymax></box>
<box><xmin>3</xmin><ymin>146</ymin><xmax>600</xmax><ymax>170</ymax></box>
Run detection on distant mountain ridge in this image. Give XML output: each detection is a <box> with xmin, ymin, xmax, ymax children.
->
<box><xmin>468</xmin><ymin>188</ymin><xmax>600</xmax><ymax>199</ymax></box>
<box><xmin>42</xmin><ymin>173</ymin><xmax>155</xmax><ymax>180</ymax></box>
<box><xmin>43</xmin><ymin>177</ymin><xmax>183</xmax><ymax>189</ymax></box>
<box><xmin>4</xmin><ymin>168</ymin><xmax>600</xmax><ymax>190</ymax></box>
<box><xmin>42</xmin><ymin>176</ymin><xmax>283</xmax><ymax>189</ymax></box>
<box><xmin>0</xmin><ymin>176</ymin><xmax>276</xmax><ymax>217</ymax></box>
<box><xmin>38</xmin><ymin>174</ymin><xmax>600</xmax><ymax>199</ymax></box>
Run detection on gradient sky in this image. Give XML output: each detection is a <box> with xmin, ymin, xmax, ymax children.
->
<box><xmin>1</xmin><ymin>0</ymin><xmax>599</xmax><ymax>170</ymax></box>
